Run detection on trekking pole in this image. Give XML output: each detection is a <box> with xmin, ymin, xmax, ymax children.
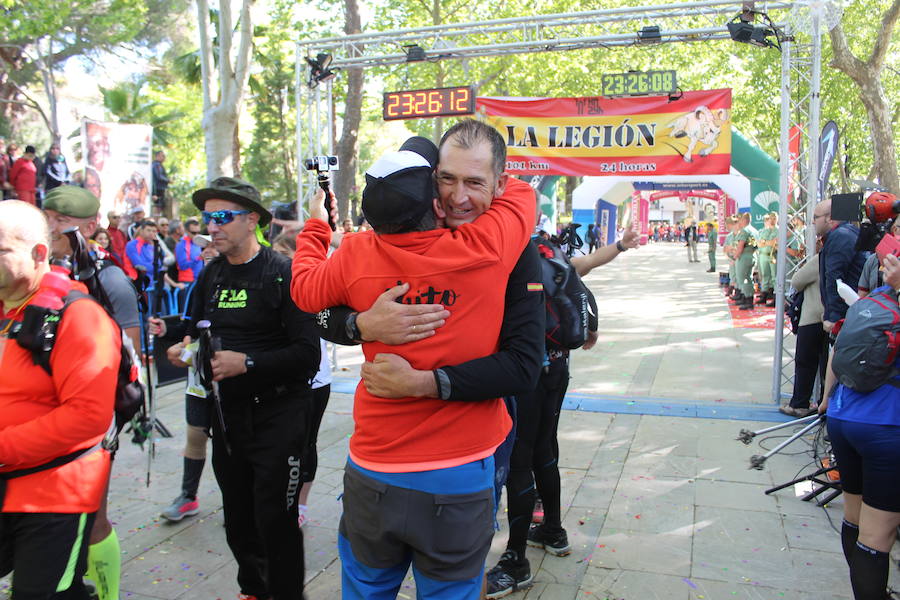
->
<box><xmin>196</xmin><ymin>320</ymin><xmax>231</xmax><ymax>455</ymax></box>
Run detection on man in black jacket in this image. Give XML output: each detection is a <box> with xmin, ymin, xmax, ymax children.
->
<box><xmin>815</xmin><ymin>199</ymin><xmax>867</xmax><ymax>334</ymax></box>
<box><xmin>151</xmin><ymin>151</ymin><xmax>169</xmax><ymax>216</ymax></box>
<box><xmin>166</xmin><ymin>177</ymin><xmax>320</xmax><ymax>600</ymax></box>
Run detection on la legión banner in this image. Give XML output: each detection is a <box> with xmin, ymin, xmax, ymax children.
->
<box><xmin>475</xmin><ymin>89</ymin><xmax>732</xmax><ymax>176</ymax></box>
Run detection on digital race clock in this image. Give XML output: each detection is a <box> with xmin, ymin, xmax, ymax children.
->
<box><xmin>600</xmin><ymin>70</ymin><xmax>677</xmax><ymax>97</ymax></box>
<box><xmin>383</xmin><ymin>86</ymin><xmax>475</xmax><ymax>121</ymax></box>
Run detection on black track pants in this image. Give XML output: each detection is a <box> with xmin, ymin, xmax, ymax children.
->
<box><xmin>211</xmin><ymin>390</ymin><xmax>309</xmax><ymax>600</ymax></box>
<box><xmin>0</xmin><ymin>511</ymin><xmax>97</xmax><ymax>599</ymax></box>
<box><xmin>505</xmin><ymin>357</ymin><xmax>570</xmax><ymax>554</ymax></box>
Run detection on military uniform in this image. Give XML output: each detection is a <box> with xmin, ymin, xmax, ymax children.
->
<box><xmin>757</xmin><ymin>225</ymin><xmax>777</xmax><ymax>299</ymax></box>
<box><xmin>725</xmin><ymin>229</ymin><xmax>736</xmax><ymax>295</ymax></box>
<box><xmin>706</xmin><ymin>225</ymin><xmax>717</xmax><ymax>272</ymax></box>
<box><xmin>734</xmin><ymin>223</ymin><xmax>757</xmax><ymax>309</ymax></box>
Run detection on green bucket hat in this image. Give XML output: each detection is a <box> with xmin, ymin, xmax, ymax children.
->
<box><xmin>43</xmin><ymin>185</ymin><xmax>100</xmax><ymax>218</ymax></box>
<box><xmin>192</xmin><ymin>176</ymin><xmax>272</xmax><ymax>227</ymax></box>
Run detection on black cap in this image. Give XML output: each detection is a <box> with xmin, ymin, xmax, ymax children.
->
<box><xmin>361</xmin><ymin>136</ymin><xmax>437</xmax><ymax>229</ymax></box>
<box><xmin>192</xmin><ymin>176</ymin><xmax>272</xmax><ymax>226</ymax></box>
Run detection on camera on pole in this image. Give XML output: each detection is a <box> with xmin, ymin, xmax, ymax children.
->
<box><xmin>304</xmin><ymin>155</ymin><xmax>339</xmax><ymax>231</ymax></box>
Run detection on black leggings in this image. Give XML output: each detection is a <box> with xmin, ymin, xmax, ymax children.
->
<box><xmin>505</xmin><ymin>357</ymin><xmax>569</xmax><ymax>555</ymax></box>
<box><xmin>301</xmin><ymin>384</ymin><xmax>331</xmax><ymax>483</ymax></box>
<box><xmin>790</xmin><ymin>323</ymin><xmax>828</xmax><ymax>408</ymax></box>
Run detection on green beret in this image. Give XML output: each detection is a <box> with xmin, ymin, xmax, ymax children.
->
<box><xmin>43</xmin><ymin>185</ymin><xmax>100</xmax><ymax>218</ymax></box>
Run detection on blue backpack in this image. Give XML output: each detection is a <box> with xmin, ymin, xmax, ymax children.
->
<box><xmin>832</xmin><ymin>287</ymin><xmax>900</xmax><ymax>392</ymax></box>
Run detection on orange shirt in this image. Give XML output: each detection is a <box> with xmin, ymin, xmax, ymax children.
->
<box><xmin>291</xmin><ymin>178</ymin><xmax>535</xmax><ymax>471</ymax></box>
<box><xmin>0</xmin><ymin>280</ymin><xmax>120</xmax><ymax>513</ymax></box>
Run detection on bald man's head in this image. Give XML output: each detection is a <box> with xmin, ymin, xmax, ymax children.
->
<box><xmin>814</xmin><ymin>200</ymin><xmax>832</xmax><ymax>236</ymax></box>
<box><xmin>0</xmin><ymin>200</ymin><xmax>51</xmax><ymax>252</ymax></box>
<box><xmin>0</xmin><ymin>201</ymin><xmax>52</xmax><ymax>307</ymax></box>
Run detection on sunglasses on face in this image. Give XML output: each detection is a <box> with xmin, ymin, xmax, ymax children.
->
<box><xmin>201</xmin><ymin>210</ymin><xmax>250</xmax><ymax>225</ymax></box>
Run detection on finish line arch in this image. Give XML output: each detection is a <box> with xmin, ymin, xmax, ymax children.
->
<box><xmin>569</xmin><ymin>129</ymin><xmax>780</xmax><ymax>247</ymax></box>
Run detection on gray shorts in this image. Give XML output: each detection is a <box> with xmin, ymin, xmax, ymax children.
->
<box><xmin>339</xmin><ymin>461</ymin><xmax>495</xmax><ymax>582</ymax></box>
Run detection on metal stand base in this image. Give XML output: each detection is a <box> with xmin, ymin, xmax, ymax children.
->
<box><xmin>765</xmin><ymin>464</ymin><xmax>842</xmax><ymax>507</ymax></box>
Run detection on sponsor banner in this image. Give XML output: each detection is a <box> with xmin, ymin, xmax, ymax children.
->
<box><xmin>818</xmin><ymin>120</ymin><xmax>839</xmax><ymax>200</ymax></box>
<box><xmin>788</xmin><ymin>125</ymin><xmax>802</xmax><ymax>200</ymax></box>
<box><xmin>476</xmin><ymin>89</ymin><xmax>732</xmax><ymax>176</ymax></box>
<box><xmin>82</xmin><ymin>119</ymin><xmax>153</xmax><ymax>218</ymax></box>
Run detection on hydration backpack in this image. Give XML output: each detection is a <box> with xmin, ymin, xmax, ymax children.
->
<box><xmin>16</xmin><ymin>290</ymin><xmax>145</xmax><ymax>438</ymax></box>
<box><xmin>534</xmin><ymin>238</ymin><xmax>591</xmax><ymax>350</ymax></box>
<box><xmin>831</xmin><ymin>287</ymin><xmax>900</xmax><ymax>392</ymax></box>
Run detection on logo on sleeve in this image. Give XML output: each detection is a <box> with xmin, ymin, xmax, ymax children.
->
<box><xmin>527</xmin><ymin>283</ymin><xmax>543</xmax><ymax>292</ymax></box>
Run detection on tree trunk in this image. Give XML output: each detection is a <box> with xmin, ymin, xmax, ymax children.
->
<box><xmin>232</xmin><ymin>118</ymin><xmax>241</xmax><ymax>177</ymax></box>
<box><xmin>333</xmin><ymin>0</ymin><xmax>364</xmax><ymax>220</ymax></box>
<box><xmin>197</xmin><ymin>0</ymin><xmax>253</xmax><ymax>183</ymax></box>
<box><xmin>856</xmin><ymin>73</ymin><xmax>899</xmax><ymax>193</ymax></box>
<box><xmin>202</xmin><ymin>106</ymin><xmax>238</xmax><ymax>180</ymax></box>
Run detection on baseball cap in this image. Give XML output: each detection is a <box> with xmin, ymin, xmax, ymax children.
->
<box><xmin>361</xmin><ymin>136</ymin><xmax>438</xmax><ymax>229</ymax></box>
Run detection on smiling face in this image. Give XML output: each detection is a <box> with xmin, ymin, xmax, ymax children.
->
<box><xmin>433</xmin><ymin>138</ymin><xmax>507</xmax><ymax>229</ymax></box>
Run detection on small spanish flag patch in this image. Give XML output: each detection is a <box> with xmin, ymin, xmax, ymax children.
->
<box><xmin>527</xmin><ymin>283</ymin><xmax>543</xmax><ymax>292</ymax></box>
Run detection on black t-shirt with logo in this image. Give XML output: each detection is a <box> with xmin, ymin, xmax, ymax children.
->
<box><xmin>186</xmin><ymin>246</ymin><xmax>320</xmax><ymax>400</ymax></box>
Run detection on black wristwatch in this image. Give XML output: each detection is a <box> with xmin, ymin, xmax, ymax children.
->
<box><xmin>244</xmin><ymin>355</ymin><xmax>256</xmax><ymax>372</ymax></box>
<box><xmin>346</xmin><ymin>312</ymin><xmax>363</xmax><ymax>343</ymax></box>
<box><xmin>616</xmin><ymin>240</ymin><xmax>627</xmax><ymax>252</ymax></box>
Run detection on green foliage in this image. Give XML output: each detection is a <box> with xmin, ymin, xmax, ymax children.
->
<box><xmin>100</xmin><ymin>79</ymin><xmax>185</xmax><ymax>147</ymax></box>
<box><xmin>242</xmin><ymin>1</ymin><xmax>300</xmax><ymax>207</ymax></box>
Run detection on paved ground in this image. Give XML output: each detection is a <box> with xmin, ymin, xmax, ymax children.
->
<box><xmin>4</xmin><ymin>242</ymin><xmax>898</xmax><ymax>599</ymax></box>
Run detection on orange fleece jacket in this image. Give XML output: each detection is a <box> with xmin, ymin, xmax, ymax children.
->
<box><xmin>291</xmin><ymin>178</ymin><xmax>535</xmax><ymax>470</ymax></box>
<box><xmin>0</xmin><ymin>281</ymin><xmax>119</xmax><ymax>512</ymax></box>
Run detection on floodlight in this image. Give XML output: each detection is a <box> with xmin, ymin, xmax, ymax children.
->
<box><xmin>638</xmin><ymin>26</ymin><xmax>662</xmax><ymax>44</ymax></box>
<box><xmin>305</xmin><ymin>53</ymin><xmax>337</xmax><ymax>88</ymax></box>
<box><xmin>404</xmin><ymin>44</ymin><xmax>427</xmax><ymax>62</ymax></box>
<box><xmin>316</xmin><ymin>53</ymin><xmax>333</xmax><ymax>70</ymax></box>
<box><xmin>727</xmin><ymin>13</ymin><xmax>779</xmax><ymax>50</ymax></box>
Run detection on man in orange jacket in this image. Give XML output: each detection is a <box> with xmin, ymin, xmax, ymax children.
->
<box><xmin>0</xmin><ymin>200</ymin><xmax>120</xmax><ymax>599</ymax></box>
<box><xmin>291</xmin><ymin>127</ymin><xmax>535</xmax><ymax>599</ymax></box>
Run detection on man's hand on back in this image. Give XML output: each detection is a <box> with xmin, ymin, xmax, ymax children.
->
<box><xmin>356</xmin><ymin>283</ymin><xmax>450</xmax><ymax>344</ymax></box>
<box><xmin>361</xmin><ymin>353</ymin><xmax>438</xmax><ymax>398</ymax></box>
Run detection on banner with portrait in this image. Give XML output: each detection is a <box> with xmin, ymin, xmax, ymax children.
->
<box><xmin>81</xmin><ymin>119</ymin><xmax>153</xmax><ymax>219</ymax></box>
<box><xmin>475</xmin><ymin>89</ymin><xmax>732</xmax><ymax>176</ymax></box>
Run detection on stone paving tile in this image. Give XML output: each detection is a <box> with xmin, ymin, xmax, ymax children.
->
<box><xmin>119</xmin><ymin>541</ymin><xmax>231</xmax><ymax>599</ymax></box>
<box><xmin>592</xmin><ymin>528</ymin><xmax>693</xmax><ymax>576</ymax></box>
<box><xmin>693</xmin><ymin>479</ymin><xmax>779</xmax><ymax>513</ymax></box>
<box><xmin>578</xmin><ymin>567</ymin><xmax>691</xmax><ymax>600</ymax></box>
<box><xmin>691</xmin><ymin>506</ymin><xmax>796</xmax><ymax>590</ymax></box>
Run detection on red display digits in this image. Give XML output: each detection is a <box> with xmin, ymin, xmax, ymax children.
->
<box><xmin>452</xmin><ymin>88</ymin><xmax>470</xmax><ymax>112</ymax></box>
<box><xmin>385</xmin><ymin>93</ymin><xmax>401</xmax><ymax>118</ymax></box>
<box><xmin>428</xmin><ymin>91</ymin><xmax>442</xmax><ymax>113</ymax></box>
<box><xmin>382</xmin><ymin>86</ymin><xmax>475</xmax><ymax>121</ymax></box>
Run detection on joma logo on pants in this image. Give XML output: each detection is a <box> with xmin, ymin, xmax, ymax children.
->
<box><xmin>286</xmin><ymin>456</ymin><xmax>301</xmax><ymax>510</ymax></box>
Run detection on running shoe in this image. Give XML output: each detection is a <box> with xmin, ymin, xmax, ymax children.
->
<box><xmin>527</xmin><ymin>523</ymin><xmax>571</xmax><ymax>556</ymax></box>
<box><xmin>485</xmin><ymin>550</ymin><xmax>532</xmax><ymax>599</ymax></box>
<box><xmin>532</xmin><ymin>498</ymin><xmax>544</xmax><ymax>523</ymax></box>
<box><xmin>161</xmin><ymin>493</ymin><xmax>200</xmax><ymax>522</ymax></box>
